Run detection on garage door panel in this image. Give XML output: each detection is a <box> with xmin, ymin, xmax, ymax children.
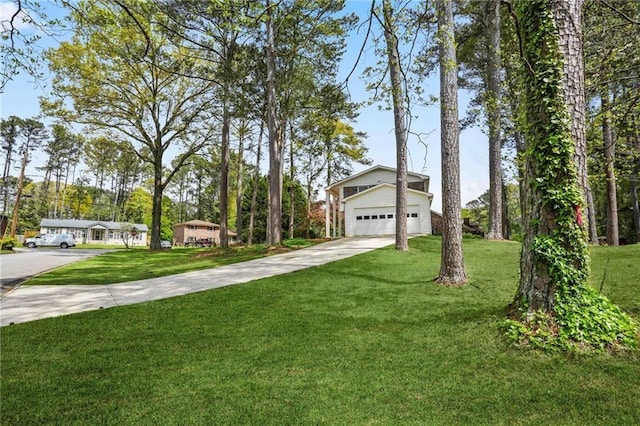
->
<box><xmin>354</xmin><ymin>206</ymin><xmax>420</xmax><ymax>236</ymax></box>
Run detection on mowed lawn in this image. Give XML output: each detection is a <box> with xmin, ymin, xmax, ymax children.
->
<box><xmin>1</xmin><ymin>237</ymin><xmax>638</xmax><ymax>425</ymax></box>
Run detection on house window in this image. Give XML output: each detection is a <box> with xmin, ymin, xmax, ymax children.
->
<box><xmin>387</xmin><ymin>214</ymin><xmax>394</xmax><ymax>219</ymax></box>
<box><xmin>379</xmin><ymin>214</ymin><xmax>386</xmax><ymax>219</ymax></box>
<box><xmin>188</xmin><ymin>225</ymin><xmax>197</xmax><ymax>230</ymax></box>
<box><xmin>363</xmin><ymin>215</ymin><xmax>370</xmax><ymax>220</ymax></box>
<box><xmin>356</xmin><ymin>216</ymin><xmax>363</xmax><ymax>220</ymax></box>
<box><xmin>207</xmin><ymin>226</ymin><xmax>213</xmax><ymax>231</ymax></box>
<box><xmin>371</xmin><ymin>215</ymin><xmax>378</xmax><ymax>220</ymax></box>
<box><xmin>49</xmin><ymin>228</ymin><xmax>58</xmax><ymax>234</ymax></box>
<box><xmin>411</xmin><ymin>213</ymin><xmax>418</xmax><ymax>218</ymax></box>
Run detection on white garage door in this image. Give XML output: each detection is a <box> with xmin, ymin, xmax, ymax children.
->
<box><xmin>353</xmin><ymin>206</ymin><xmax>420</xmax><ymax>236</ymax></box>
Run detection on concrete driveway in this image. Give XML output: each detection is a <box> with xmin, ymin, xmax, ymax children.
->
<box><xmin>0</xmin><ymin>237</ymin><xmax>395</xmax><ymax>326</ymax></box>
<box><xmin>0</xmin><ymin>248</ymin><xmax>112</xmax><ymax>295</ymax></box>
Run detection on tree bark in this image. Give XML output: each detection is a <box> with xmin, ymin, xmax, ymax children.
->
<box><xmin>513</xmin><ymin>0</ymin><xmax>588</xmax><ymax>315</ymax></box>
<box><xmin>381</xmin><ymin>0</ymin><xmax>408</xmax><ymax>252</ymax></box>
<box><xmin>235</xmin><ymin>122</ymin><xmax>245</xmax><ymax>244</ymax></box>
<box><xmin>435</xmin><ymin>0</ymin><xmax>468</xmax><ymax>285</ymax></box>
<box><xmin>485</xmin><ymin>0</ymin><xmax>503</xmax><ymax>241</ymax></box>
<box><xmin>289</xmin><ymin>130</ymin><xmax>295</xmax><ymax>239</ymax></box>
<box><xmin>248</xmin><ymin>121</ymin><xmax>263</xmax><ymax>246</ymax></box>
<box><xmin>265</xmin><ymin>0</ymin><xmax>282</xmax><ymax>246</ymax></box>
<box><xmin>601</xmin><ymin>91</ymin><xmax>619</xmax><ymax>246</ymax></box>
<box><xmin>150</xmin><ymin>149</ymin><xmax>164</xmax><ymax>250</ymax></box>
<box><xmin>553</xmin><ymin>0</ymin><xmax>591</xmax><ymax>234</ymax></box>
<box><xmin>220</xmin><ymin>102</ymin><xmax>230</xmax><ymax>249</ymax></box>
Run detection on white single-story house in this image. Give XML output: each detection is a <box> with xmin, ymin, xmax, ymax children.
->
<box><xmin>38</xmin><ymin>219</ymin><xmax>149</xmax><ymax>246</ymax></box>
<box><xmin>324</xmin><ymin>165</ymin><xmax>433</xmax><ymax>237</ymax></box>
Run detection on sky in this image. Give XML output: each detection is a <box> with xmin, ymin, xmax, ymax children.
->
<box><xmin>0</xmin><ymin>0</ymin><xmax>490</xmax><ymax>213</ymax></box>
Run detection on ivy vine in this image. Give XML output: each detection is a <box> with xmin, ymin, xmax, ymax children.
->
<box><xmin>503</xmin><ymin>0</ymin><xmax>638</xmax><ymax>353</ymax></box>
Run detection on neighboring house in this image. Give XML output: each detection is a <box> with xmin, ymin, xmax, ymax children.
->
<box><xmin>324</xmin><ymin>165</ymin><xmax>433</xmax><ymax>237</ymax></box>
<box><xmin>429</xmin><ymin>211</ymin><xmax>485</xmax><ymax>237</ymax></box>
<box><xmin>39</xmin><ymin>219</ymin><xmax>148</xmax><ymax>246</ymax></box>
<box><xmin>172</xmin><ymin>220</ymin><xmax>237</xmax><ymax>246</ymax></box>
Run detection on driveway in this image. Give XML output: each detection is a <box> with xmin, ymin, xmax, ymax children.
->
<box><xmin>0</xmin><ymin>237</ymin><xmax>395</xmax><ymax>326</ymax></box>
<box><xmin>1</xmin><ymin>248</ymin><xmax>112</xmax><ymax>294</ymax></box>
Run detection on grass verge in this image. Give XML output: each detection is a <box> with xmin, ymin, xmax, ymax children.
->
<box><xmin>1</xmin><ymin>237</ymin><xmax>638</xmax><ymax>424</ymax></box>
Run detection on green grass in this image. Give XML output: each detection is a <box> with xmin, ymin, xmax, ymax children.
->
<box><xmin>1</xmin><ymin>237</ymin><xmax>638</xmax><ymax>425</ymax></box>
<box><xmin>23</xmin><ymin>245</ymin><xmax>296</xmax><ymax>285</ymax></box>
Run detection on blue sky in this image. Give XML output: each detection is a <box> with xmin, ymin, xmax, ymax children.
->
<box><xmin>0</xmin><ymin>0</ymin><xmax>490</xmax><ymax>212</ymax></box>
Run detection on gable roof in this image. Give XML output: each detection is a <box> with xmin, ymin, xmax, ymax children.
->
<box><xmin>325</xmin><ymin>165</ymin><xmax>429</xmax><ymax>191</ymax></box>
<box><xmin>40</xmin><ymin>218</ymin><xmax>148</xmax><ymax>231</ymax></box>
<box><xmin>341</xmin><ymin>182</ymin><xmax>433</xmax><ymax>203</ymax></box>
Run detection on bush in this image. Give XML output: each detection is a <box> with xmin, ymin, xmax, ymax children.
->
<box><xmin>1</xmin><ymin>236</ymin><xmax>19</xmax><ymax>251</ymax></box>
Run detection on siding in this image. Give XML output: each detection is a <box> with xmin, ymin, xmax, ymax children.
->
<box><xmin>339</xmin><ymin>169</ymin><xmax>428</xmax><ymax>199</ymax></box>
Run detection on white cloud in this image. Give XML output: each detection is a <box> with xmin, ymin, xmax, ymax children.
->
<box><xmin>1</xmin><ymin>2</ymin><xmax>33</xmax><ymax>32</ymax></box>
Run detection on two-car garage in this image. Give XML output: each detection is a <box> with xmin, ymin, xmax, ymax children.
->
<box><xmin>343</xmin><ymin>183</ymin><xmax>432</xmax><ymax>237</ymax></box>
<box><xmin>353</xmin><ymin>206</ymin><xmax>421</xmax><ymax>236</ymax></box>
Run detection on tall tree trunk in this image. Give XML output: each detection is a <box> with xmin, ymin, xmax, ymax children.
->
<box><xmin>235</xmin><ymin>122</ymin><xmax>245</xmax><ymax>244</ymax></box>
<box><xmin>486</xmin><ymin>0</ymin><xmax>503</xmax><ymax>240</ymax></box>
<box><xmin>248</xmin><ymin>121</ymin><xmax>264</xmax><ymax>246</ymax></box>
<box><xmin>513</xmin><ymin>0</ymin><xmax>588</xmax><ymax>315</ymax></box>
<box><xmin>288</xmin><ymin>128</ymin><xmax>295</xmax><ymax>239</ymax></box>
<box><xmin>150</xmin><ymin>148</ymin><xmax>164</xmax><ymax>250</ymax></box>
<box><xmin>9</xmin><ymin>149</ymin><xmax>28</xmax><ymax>237</ymax></box>
<box><xmin>435</xmin><ymin>0</ymin><xmax>468</xmax><ymax>285</ymax></box>
<box><xmin>220</xmin><ymin>101</ymin><xmax>231</xmax><ymax>249</ymax></box>
<box><xmin>601</xmin><ymin>91</ymin><xmax>619</xmax><ymax>246</ymax></box>
<box><xmin>266</xmin><ymin>0</ymin><xmax>282</xmax><ymax>246</ymax></box>
<box><xmin>382</xmin><ymin>0</ymin><xmax>408</xmax><ymax>252</ymax></box>
<box><xmin>586</xmin><ymin>182</ymin><xmax>599</xmax><ymax>244</ymax></box>
<box><xmin>632</xmin><ymin>126</ymin><xmax>640</xmax><ymax>243</ymax></box>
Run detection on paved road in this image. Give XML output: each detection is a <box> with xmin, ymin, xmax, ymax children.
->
<box><xmin>0</xmin><ymin>248</ymin><xmax>111</xmax><ymax>290</ymax></box>
<box><xmin>0</xmin><ymin>237</ymin><xmax>395</xmax><ymax>326</ymax></box>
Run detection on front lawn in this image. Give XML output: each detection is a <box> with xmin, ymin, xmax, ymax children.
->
<box><xmin>1</xmin><ymin>237</ymin><xmax>638</xmax><ymax>424</ymax></box>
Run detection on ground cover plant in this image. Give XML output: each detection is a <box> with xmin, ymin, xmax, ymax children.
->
<box><xmin>22</xmin><ymin>241</ymin><xmax>314</xmax><ymax>286</ymax></box>
<box><xmin>1</xmin><ymin>237</ymin><xmax>638</xmax><ymax>424</ymax></box>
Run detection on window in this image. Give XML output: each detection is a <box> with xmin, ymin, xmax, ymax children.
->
<box><xmin>49</xmin><ymin>228</ymin><xmax>58</xmax><ymax>234</ymax></box>
<box><xmin>411</xmin><ymin>213</ymin><xmax>418</xmax><ymax>218</ymax></box>
<box><xmin>356</xmin><ymin>216</ymin><xmax>363</xmax><ymax>220</ymax></box>
<box><xmin>363</xmin><ymin>215</ymin><xmax>370</xmax><ymax>220</ymax></box>
<box><xmin>188</xmin><ymin>225</ymin><xmax>197</xmax><ymax>230</ymax></box>
<box><xmin>387</xmin><ymin>214</ymin><xmax>394</xmax><ymax>219</ymax></box>
<box><xmin>207</xmin><ymin>226</ymin><xmax>213</xmax><ymax>231</ymax></box>
<box><xmin>371</xmin><ymin>215</ymin><xmax>378</xmax><ymax>220</ymax></box>
<box><xmin>379</xmin><ymin>214</ymin><xmax>386</xmax><ymax>219</ymax></box>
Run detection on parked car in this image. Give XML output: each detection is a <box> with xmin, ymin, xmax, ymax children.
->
<box><xmin>24</xmin><ymin>233</ymin><xmax>76</xmax><ymax>249</ymax></box>
<box><xmin>195</xmin><ymin>238</ymin><xmax>213</xmax><ymax>247</ymax></box>
<box><xmin>160</xmin><ymin>240</ymin><xmax>172</xmax><ymax>249</ymax></box>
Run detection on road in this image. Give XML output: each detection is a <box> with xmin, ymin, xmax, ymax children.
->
<box><xmin>0</xmin><ymin>248</ymin><xmax>110</xmax><ymax>295</ymax></box>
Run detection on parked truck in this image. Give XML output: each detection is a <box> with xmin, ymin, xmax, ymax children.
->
<box><xmin>23</xmin><ymin>233</ymin><xmax>76</xmax><ymax>249</ymax></box>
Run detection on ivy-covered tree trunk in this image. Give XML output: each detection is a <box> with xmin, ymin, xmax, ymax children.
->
<box><xmin>381</xmin><ymin>0</ymin><xmax>408</xmax><ymax>252</ymax></box>
<box><xmin>508</xmin><ymin>0</ymin><xmax>637</xmax><ymax>351</ymax></box>
<box><xmin>435</xmin><ymin>0</ymin><xmax>468</xmax><ymax>285</ymax></box>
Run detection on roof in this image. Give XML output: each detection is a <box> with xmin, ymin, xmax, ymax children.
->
<box><xmin>341</xmin><ymin>182</ymin><xmax>433</xmax><ymax>203</ymax></box>
<box><xmin>40</xmin><ymin>218</ymin><xmax>149</xmax><ymax>231</ymax></box>
<box><xmin>325</xmin><ymin>165</ymin><xmax>430</xmax><ymax>191</ymax></box>
<box><xmin>174</xmin><ymin>220</ymin><xmax>220</xmax><ymax>228</ymax></box>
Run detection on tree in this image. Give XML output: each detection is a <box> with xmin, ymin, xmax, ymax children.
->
<box><xmin>1</xmin><ymin>116</ymin><xmax>21</xmax><ymax>215</ymax></box>
<box><xmin>435</xmin><ymin>0</ymin><xmax>467</xmax><ymax>286</ymax></box>
<box><xmin>44</xmin><ymin>1</ymin><xmax>217</xmax><ymax>249</ymax></box>
<box><xmin>9</xmin><ymin>118</ymin><xmax>47</xmax><ymax>237</ymax></box>
<box><xmin>507</xmin><ymin>0</ymin><xmax>636</xmax><ymax>351</ymax></box>
<box><xmin>378</xmin><ymin>0</ymin><xmax>409</xmax><ymax>251</ymax></box>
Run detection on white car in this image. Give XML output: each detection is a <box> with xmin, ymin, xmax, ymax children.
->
<box><xmin>24</xmin><ymin>233</ymin><xmax>76</xmax><ymax>249</ymax></box>
<box><xmin>160</xmin><ymin>240</ymin><xmax>172</xmax><ymax>249</ymax></box>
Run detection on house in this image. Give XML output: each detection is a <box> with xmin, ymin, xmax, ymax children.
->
<box><xmin>430</xmin><ymin>211</ymin><xmax>485</xmax><ymax>237</ymax></box>
<box><xmin>172</xmin><ymin>220</ymin><xmax>237</xmax><ymax>246</ymax></box>
<box><xmin>324</xmin><ymin>165</ymin><xmax>433</xmax><ymax>237</ymax></box>
<box><xmin>39</xmin><ymin>219</ymin><xmax>148</xmax><ymax>246</ymax></box>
